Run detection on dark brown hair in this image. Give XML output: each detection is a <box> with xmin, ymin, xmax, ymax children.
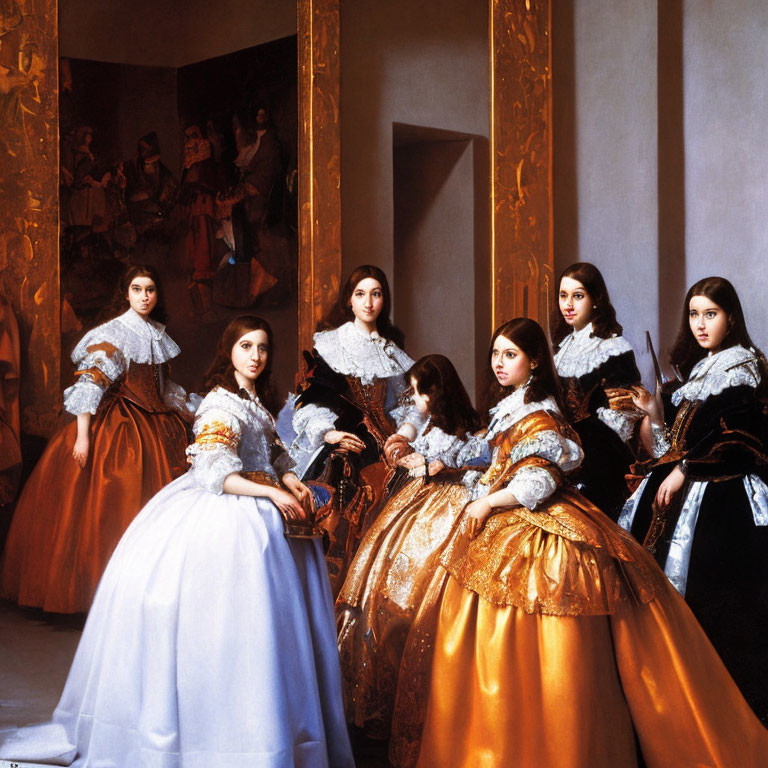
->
<box><xmin>550</xmin><ymin>262</ymin><xmax>622</xmax><ymax>346</ymax></box>
<box><xmin>489</xmin><ymin>318</ymin><xmax>564</xmax><ymax>412</ymax></box>
<box><xmin>407</xmin><ymin>354</ymin><xmax>481</xmax><ymax>438</ymax></box>
<box><xmin>102</xmin><ymin>264</ymin><xmax>167</xmax><ymax>324</ymax></box>
<box><xmin>317</xmin><ymin>264</ymin><xmax>404</xmax><ymax>347</ymax></box>
<box><xmin>202</xmin><ymin>315</ymin><xmax>279</xmax><ymax>413</ymax></box>
<box><xmin>670</xmin><ymin>276</ymin><xmax>768</xmax><ymax>385</ymax></box>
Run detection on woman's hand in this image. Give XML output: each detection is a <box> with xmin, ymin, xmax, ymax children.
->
<box><xmin>324</xmin><ymin>430</ymin><xmax>366</xmax><ymax>454</ymax></box>
<box><xmin>384</xmin><ymin>433</ymin><xmax>411</xmax><ymax>465</ymax></box>
<box><xmin>653</xmin><ymin>465</ymin><xmax>686</xmax><ymax>512</ymax></box>
<box><xmin>282</xmin><ymin>472</ymin><xmax>314</xmax><ymax>514</ymax></box>
<box><xmin>398</xmin><ymin>452</ymin><xmax>425</xmax><ymax>470</ymax></box>
<box><xmin>72</xmin><ymin>433</ymin><xmax>90</xmax><ymax>468</ymax></box>
<box><xmin>630</xmin><ymin>385</ymin><xmax>664</xmax><ymax>426</ymax></box>
<box><xmin>268</xmin><ymin>486</ymin><xmax>307</xmax><ymax>521</ymax></box>
<box><xmin>465</xmin><ymin>498</ymin><xmax>493</xmax><ymax>540</ymax></box>
<box><xmin>427</xmin><ymin>459</ymin><xmax>445</xmax><ymax>476</ymax></box>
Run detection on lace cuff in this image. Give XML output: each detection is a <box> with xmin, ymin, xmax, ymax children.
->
<box><xmin>62</xmin><ymin>378</ymin><xmax>105</xmax><ymax>415</ymax></box>
<box><xmin>163</xmin><ymin>381</ymin><xmax>202</xmax><ymax>417</ymax></box>
<box><xmin>596</xmin><ymin>406</ymin><xmax>639</xmax><ymax>444</ymax></box>
<box><xmin>507</xmin><ymin>466</ymin><xmax>558</xmax><ymax>509</ymax></box>
<box><xmin>186</xmin><ymin>410</ymin><xmax>243</xmax><ymax>494</ymax></box>
<box><xmin>650</xmin><ymin>422</ymin><xmax>670</xmax><ymax>458</ymax></box>
<box><xmin>291</xmin><ymin>403</ymin><xmax>338</xmax><ymax>454</ymax></box>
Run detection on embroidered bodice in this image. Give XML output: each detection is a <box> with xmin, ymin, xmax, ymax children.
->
<box><xmin>63</xmin><ymin>309</ymin><xmax>197</xmax><ymax>417</ymax></box>
<box><xmin>186</xmin><ymin>387</ymin><xmax>295</xmax><ymax>495</ymax></box>
<box><xmin>463</xmin><ymin>388</ymin><xmax>583</xmax><ymax>508</ymax></box>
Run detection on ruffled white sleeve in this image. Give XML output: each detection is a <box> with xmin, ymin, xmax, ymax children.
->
<box><xmin>505</xmin><ymin>430</ymin><xmax>584</xmax><ymax>510</ymax></box>
<box><xmin>163</xmin><ymin>380</ymin><xmax>202</xmax><ymax>417</ymax></box>
<box><xmin>186</xmin><ymin>407</ymin><xmax>243</xmax><ymax>495</ymax></box>
<box><xmin>411</xmin><ymin>427</ymin><xmax>466</xmax><ymax>467</ymax></box>
<box><xmin>291</xmin><ymin>403</ymin><xmax>338</xmax><ymax>454</ymax></box>
<box><xmin>596</xmin><ymin>406</ymin><xmax>641</xmax><ymax>444</ymax></box>
<box><xmin>62</xmin><ymin>336</ymin><xmax>126</xmax><ymax>415</ymax></box>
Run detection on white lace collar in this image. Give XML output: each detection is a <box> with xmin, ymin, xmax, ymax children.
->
<box><xmin>71</xmin><ymin>309</ymin><xmax>180</xmax><ymax>366</ymax></box>
<box><xmin>672</xmin><ymin>344</ymin><xmax>761</xmax><ymax>405</ymax></box>
<box><xmin>313</xmin><ymin>321</ymin><xmax>413</xmax><ymax>385</ymax></box>
<box><xmin>485</xmin><ymin>387</ymin><xmax>560</xmax><ymax>441</ymax></box>
<box><xmin>554</xmin><ymin>322</ymin><xmax>633</xmax><ymax>378</ymax></box>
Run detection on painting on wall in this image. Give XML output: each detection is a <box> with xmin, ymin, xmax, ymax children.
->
<box><xmin>58</xmin><ymin>36</ymin><xmax>299</xmax><ymax>394</ymax></box>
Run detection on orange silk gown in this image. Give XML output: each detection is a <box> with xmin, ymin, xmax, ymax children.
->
<box><xmin>390</xmin><ymin>409</ymin><xmax>768</xmax><ymax>768</ymax></box>
<box><xmin>337</xmin><ymin>470</ymin><xmax>468</xmax><ymax>737</ymax></box>
<box><xmin>1</xmin><ymin>362</ymin><xmax>189</xmax><ymax>613</ymax></box>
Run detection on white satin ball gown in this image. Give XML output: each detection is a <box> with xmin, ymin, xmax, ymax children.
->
<box><xmin>0</xmin><ymin>385</ymin><xmax>354</xmax><ymax>768</ymax></box>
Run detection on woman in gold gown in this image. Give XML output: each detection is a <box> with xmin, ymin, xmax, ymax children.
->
<box><xmin>390</xmin><ymin>318</ymin><xmax>768</xmax><ymax>768</ymax></box>
<box><xmin>336</xmin><ymin>354</ymin><xmax>481</xmax><ymax>739</ymax></box>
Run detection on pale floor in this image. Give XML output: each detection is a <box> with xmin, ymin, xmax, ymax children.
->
<box><xmin>0</xmin><ymin>601</ymin><xmax>390</xmax><ymax>767</ymax></box>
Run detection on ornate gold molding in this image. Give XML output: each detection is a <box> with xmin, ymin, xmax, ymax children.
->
<box><xmin>0</xmin><ymin>0</ymin><xmax>61</xmax><ymax>436</ymax></box>
<box><xmin>297</xmin><ymin>0</ymin><xmax>342</xmax><ymax>361</ymax></box>
<box><xmin>490</xmin><ymin>0</ymin><xmax>553</xmax><ymax>330</ymax></box>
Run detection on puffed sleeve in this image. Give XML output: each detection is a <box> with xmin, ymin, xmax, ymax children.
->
<box><xmin>504</xmin><ymin>430</ymin><xmax>583</xmax><ymax>510</ymax></box>
<box><xmin>163</xmin><ymin>380</ymin><xmax>203</xmax><ymax>418</ymax></box>
<box><xmin>291</xmin><ymin>403</ymin><xmax>338</xmax><ymax>455</ymax></box>
<box><xmin>412</xmin><ymin>427</ymin><xmax>466</xmax><ymax>467</ymax></box>
<box><xmin>62</xmin><ymin>335</ymin><xmax>126</xmax><ymax>415</ymax></box>
<box><xmin>185</xmin><ymin>406</ymin><xmax>243</xmax><ymax>494</ymax></box>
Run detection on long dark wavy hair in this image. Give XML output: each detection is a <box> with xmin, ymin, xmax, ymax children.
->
<box><xmin>317</xmin><ymin>264</ymin><xmax>404</xmax><ymax>348</ymax></box>
<box><xmin>407</xmin><ymin>354</ymin><xmax>481</xmax><ymax>438</ymax></box>
<box><xmin>670</xmin><ymin>276</ymin><xmax>768</xmax><ymax>387</ymax></box>
<box><xmin>489</xmin><ymin>318</ymin><xmax>565</xmax><ymax>412</ymax></box>
<box><xmin>101</xmin><ymin>264</ymin><xmax>168</xmax><ymax>324</ymax></box>
<box><xmin>550</xmin><ymin>262</ymin><xmax>622</xmax><ymax>346</ymax></box>
<box><xmin>202</xmin><ymin>315</ymin><xmax>279</xmax><ymax>413</ymax></box>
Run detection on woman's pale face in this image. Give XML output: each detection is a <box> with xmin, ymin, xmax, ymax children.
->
<box><xmin>689</xmin><ymin>295</ymin><xmax>729</xmax><ymax>353</ymax></box>
<box><xmin>491</xmin><ymin>334</ymin><xmax>532</xmax><ymax>389</ymax></box>
<box><xmin>349</xmin><ymin>278</ymin><xmax>384</xmax><ymax>326</ymax></box>
<box><xmin>127</xmin><ymin>276</ymin><xmax>158</xmax><ymax>318</ymax></box>
<box><xmin>410</xmin><ymin>377</ymin><xmax>430</xmax><ymax>416</ymax></box>
<box><xmin>558</xmin><ymin>276</ymin><xmax>593</xmax><ymax>331</ymax></box>
<box><xmin>231</xmin><ymin>329</ymin><xmax>269</xmax><ymax>387</ymax></box>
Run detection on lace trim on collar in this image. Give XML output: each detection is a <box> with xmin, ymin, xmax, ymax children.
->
<box><xmin>71</xmin><ymin>309</ymin><xmax>180</xmax><ymax>366</ymax></box>
<box><xmin>672</xmin><ymin>345</ymin><xmax>761</xmax><ymax>405</ymax></box>
<box><xmin>312</xmin><ymin>321</ymin><xmax>413</xmax><ymax>385</ymax></box>
<box><xmin>486</xmin><ymin>388</ymin><xmax>560</xmax><ymax>441</ymax></box>
<box><xmin>554</xmin><ymin>322</ymin><xmax>633</xmax><ymax>378</ymax></box>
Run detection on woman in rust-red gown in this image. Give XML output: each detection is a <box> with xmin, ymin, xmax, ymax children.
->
<box><xmin>1</xmin><ymin>266</ymin><xmax>197</xmax><ymax>613</ymax></box>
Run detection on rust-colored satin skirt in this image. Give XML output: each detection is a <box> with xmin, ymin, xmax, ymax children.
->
<box><xmin>1</xmin><ymin>396</ymin><xmax>188</xmax><ymax>613</ymax></box>
<box><xmin>391</xmin><ymin>493</ymin><xmax>768</xmax><ymax>768</ymax></box>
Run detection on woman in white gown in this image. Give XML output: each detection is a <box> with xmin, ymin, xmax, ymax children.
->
<box><xmin>0</xmin><ymin>315</ymin><xmax>355</xmax><ymax>768</ymax></box>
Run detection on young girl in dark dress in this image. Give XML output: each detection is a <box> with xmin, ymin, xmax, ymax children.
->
<box><xmin>620</xmin><ymin>276</ymin><xmax>768</xmax><ymax>721</ymax></box>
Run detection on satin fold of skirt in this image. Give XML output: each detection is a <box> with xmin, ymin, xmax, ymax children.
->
<box><xmin>1</xmin><ymin>394</ymin><xmax>188</xmax><ymax>613</ymax></box>
<box><xmin>398</xmin><ymin>545</ymin><xmax>768</xmax><ymax>768</ymax></box>
<box><xmin>336</xmin><ymin>473</ymin><xmax>467</xmax><ymax>737</ymax></box>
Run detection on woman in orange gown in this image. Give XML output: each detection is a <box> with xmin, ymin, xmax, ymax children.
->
<box><xmin>390</xmin><ymin>318</ymin><xmax>768</xmax><ymax>768</ymax></box>
<box><xmin>1</xmin><ymin>265</ymin><xmax>196</xmax><ymax>613</ymax></box>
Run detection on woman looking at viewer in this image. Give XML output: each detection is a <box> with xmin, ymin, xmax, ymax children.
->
<box><xmin>290</xmin><ymin>264</ymin><xmax>419</xmax><ymax>594</ymax></box>
<box><xmin>552</xmin><ymin>262</ymin><xmax>642</xmax><ymax>520</ymax></box>
<box><xmin>1</xmin><ymin>264</ymin><xmax>196</xmax><ymax>614</ymax></box>
<box><xmin>620</xmin><ymin>276</ymin><xmax>768</xmax><ymax>722</ymax></box>
<box><xmin>388</xmin><ymin>317</ymin><xmax>768</xmax><ymax>768</ymax></box>
<box><xmin>0</xmin><ymin>315</ymin><xmax>354</xmax><ymax>768</ymax></box>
